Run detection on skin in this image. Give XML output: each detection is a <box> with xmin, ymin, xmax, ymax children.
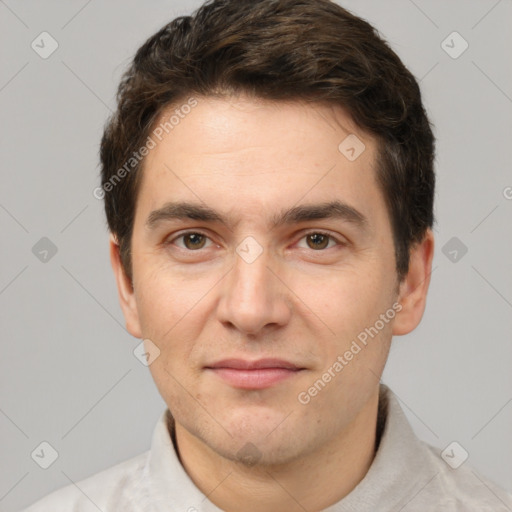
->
<box><xmin>110</xmin><ymin>95</ymin><xmax>434</xmax><ymax>512</ymax></box>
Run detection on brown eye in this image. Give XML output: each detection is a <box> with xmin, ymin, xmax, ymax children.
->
<box><xmin>183</xmin><ymin>233</ymin><xmax>207</xmax><ymax>250</ymax></box>
<box><xmin>305</xmin><ymin>233</ymin><xmax>331</xmax><ymax>250</ymax></box>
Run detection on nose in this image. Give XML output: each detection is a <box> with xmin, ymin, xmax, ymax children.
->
<box><xmin>216</xmin><ymin>244</ymin><xmax>292</xmax><ymax>336</ymax></box>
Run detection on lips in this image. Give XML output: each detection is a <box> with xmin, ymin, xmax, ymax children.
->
<box><xmin>207</xmin><ymin>358</ymin><xmax>300</xmax><ymax>370</ymax></box>
<box><xmin>205</xmin><ymin>358</ymin><xmax>304</xmax><ymax>389</ymax></box>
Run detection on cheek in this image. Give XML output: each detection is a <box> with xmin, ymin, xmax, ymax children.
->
<box><xmin>132</xmin><ymin>257</ymin><xmax>220</xmax><ymax>377</ymax></box>
<box><xmin>298</xmin><ymin>267</ymin><xmax>391</xmax><ymax>344</ymax></box>
<box><xmin>133</xmin><ymin>254</ymin><xmax>213</xmax><ymax>338</ymax></box>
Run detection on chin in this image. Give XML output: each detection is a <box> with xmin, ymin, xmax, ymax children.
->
<box><xmin>204</xmin><ymin>419</ymin><xmax>316</xmax><ymax>469</ymax></box>
<box><xmin>221</xmin><ymin>436</ymin><xmax>306</xmax><ymax>468</ymax></box>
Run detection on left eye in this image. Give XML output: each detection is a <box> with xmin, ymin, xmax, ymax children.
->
<box><xmin>173</xmin><ymin>232</ymin><xmax>213</xmax><ymax>250</ymax></box>
<box><xmin>297</xmin><ymin>232</ymin><xmax>339</xmax><ymax>251</ymax></box>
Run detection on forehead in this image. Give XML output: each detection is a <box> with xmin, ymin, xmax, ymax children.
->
<box><xmin>135</xmin><ymin>95</ymin><xmax>385</xmax><ymax>228</ymax></box>
<box><xmin>151</xmin><ymin>95</ymin><xmax>373</xmax><ymax>156</ymax></box>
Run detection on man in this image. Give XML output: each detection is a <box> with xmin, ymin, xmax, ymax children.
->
<box><xmin>24</xmin><ymin>0</ymin><xmax>512</xmax><ymax>510</ymax></box>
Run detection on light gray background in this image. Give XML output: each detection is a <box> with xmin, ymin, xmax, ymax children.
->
<box><xmin>1</xmin><ymin>0</ymin><xmax>511</xmax><ymax>510</ymax></box>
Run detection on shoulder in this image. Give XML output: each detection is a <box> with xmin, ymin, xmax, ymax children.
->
<box><xmin>417</xmin><ymin>442</ymin><xmax>512</xmax><ymax>511</ymax></box>
<box><xmin>21</xmin><ymin>451</ymin><xmax>150</xmax><ymax>512</ymax></box>
<box><xmin>380</xmin><ymin>386</ymin><xmax>512</xmax><ymax>511</ymax></box>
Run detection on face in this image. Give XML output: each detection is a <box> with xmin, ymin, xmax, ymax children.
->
<box><xmin>111</xmin><ymin>95</ymin><xmax>432</xmax><ymax>467</ymax></box>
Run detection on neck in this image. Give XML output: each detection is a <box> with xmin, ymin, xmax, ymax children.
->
<box><xmin>171</xmin><ymin>389</ymin><xmax>383</xmax><ymax>512</ymax></box>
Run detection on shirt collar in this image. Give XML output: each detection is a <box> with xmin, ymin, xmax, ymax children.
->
<box><xmin>324</xmin><ymin>384</ymin><xmax>431</xmax><ymax>511</ymax></box>
<box><xmin>146</xmin><ymin>384</ymin><xmax>428</xmax><ymax>511</ymax></box>
<box><xmin>146</xmin><ymin>408</ymin><xmax>223</xmax><ymax>511</ymax></box>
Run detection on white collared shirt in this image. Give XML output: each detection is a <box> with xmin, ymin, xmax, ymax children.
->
<box><xmin>23</xmin><ymin>385</ymin><xmax>512</xmax><ymax>511</ymax></box>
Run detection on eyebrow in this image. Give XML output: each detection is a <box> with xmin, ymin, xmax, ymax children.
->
<box><xmin>145</xmin><ymin>200</ymin><xmax>368</xmax><ymax>231</ymax></box>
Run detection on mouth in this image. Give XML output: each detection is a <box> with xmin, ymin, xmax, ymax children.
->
<box><xmin>204</xmin><ymin>358</ymin><xmax>305</xmax><ymax>390</ymax></box>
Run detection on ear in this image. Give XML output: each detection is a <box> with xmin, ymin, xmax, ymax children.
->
<box><xmin>109</xmin><ymin>234</ymin><xmax>142</xmax><ymax>338</ymax></box>
<box><xmin>393</xmin><ymin>229</ymin><xmax>435</xmax><ymax>336</ymax></box>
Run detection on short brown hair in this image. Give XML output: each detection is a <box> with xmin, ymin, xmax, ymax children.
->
<box><xmin>100</xmin><ymin>0</ymin><xmax>435</xmax><ymax>282</ymax></box>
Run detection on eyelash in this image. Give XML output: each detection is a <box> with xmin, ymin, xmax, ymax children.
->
<box><xmin>166</xmin><ymin>230</ymin><xmax>345</xmax><ymax>252</ymax></box>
